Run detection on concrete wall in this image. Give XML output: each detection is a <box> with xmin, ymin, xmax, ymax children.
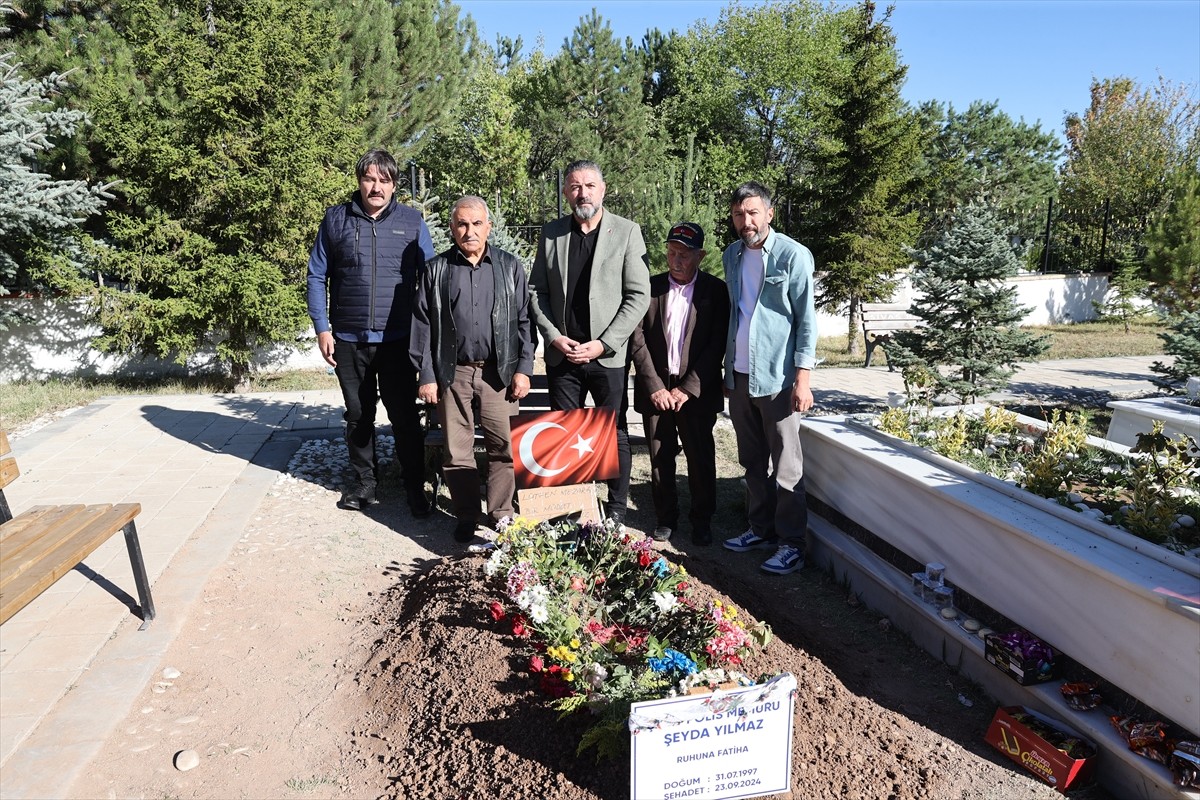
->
<box><xmin>1</xmin><ymin>271</ymin><xmax>1113</xmax><ymax>383</ymax></box>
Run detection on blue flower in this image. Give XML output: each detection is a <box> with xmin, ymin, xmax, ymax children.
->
<box><xmin>648</xmin><ymin>648</ymin><xmax>697</xmax><ymax>675</ymax></box>
<box><xmin>652</xmin><ymin>558</ymin><xmax>669</xmax><ymax>577</ymax></box>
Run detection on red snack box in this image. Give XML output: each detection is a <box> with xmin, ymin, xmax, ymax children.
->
<box><xmin>985</xmin><ymin>706</ymin><xmax>1096</xmax><ymax>792</ymax></box>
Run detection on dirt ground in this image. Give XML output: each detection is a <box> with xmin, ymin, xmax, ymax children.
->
<box><xmin>68</xmin><ymin>429</ymin><xmax>1109</xmax><ymax>800</ymax></box>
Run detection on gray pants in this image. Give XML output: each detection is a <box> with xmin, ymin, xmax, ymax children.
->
<box><xmin>729</xmin><ymin>371</ymin><xmax>808</xmax><ymax>547</ymax></box>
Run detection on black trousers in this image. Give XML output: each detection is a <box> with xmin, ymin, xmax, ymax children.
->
<box><xmin>333</xmin><ymin>338</ymin><xmax>424</xmax><ymax>490</ymax></box>
<box><xmin>546</xmin><ymin>359</ymin><xmax>631</xmax><ymax>517</ymax></box>
<box><xmin>643</xmin><ymin>399</ymin><xmax>717</xmax><ymax>530</ymax></box>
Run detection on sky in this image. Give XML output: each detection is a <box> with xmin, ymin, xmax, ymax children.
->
<box><xmin>457</xmin><ymin>0</ymin><xmax>1200</xmax><ymax>140</ymax></box>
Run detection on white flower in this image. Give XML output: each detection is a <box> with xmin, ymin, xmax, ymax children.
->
<box><xmin>529</xmin><ymin>604</ymin><xmax>549</xmax><ymax>624</ymax></box>
<box><xmin>583</xmin><ymin>662</ymin><xmax>609</xmax><ymax>689</ymax></box>
<box><xmin>483</xmin><ymin>550</ymin><xmax>506</xmax><ymax>577</ymax></box>
<box><xmin>652</xmin><ymin>591</ymin><xmax>678</xmax><ymax>614</ymax></box>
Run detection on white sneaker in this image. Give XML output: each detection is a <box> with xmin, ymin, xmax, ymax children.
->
<box><xmin>761</xmin><ymin>545</ymin><xmax>804</xmax><ymax>575</ymax></box>
<box><xmin>723</xmin><ymin>530</ymin><xmax>776</xmax><ymax>552</ymax></box>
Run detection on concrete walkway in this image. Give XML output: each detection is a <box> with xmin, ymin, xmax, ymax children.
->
<box><xmin>0</xmin><ymin>356</ymin><xmax>1168</xmax><ymax>798</ymax></box>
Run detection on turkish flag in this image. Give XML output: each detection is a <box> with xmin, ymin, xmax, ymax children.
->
<box><xmin>511</xmin><ymin>408</ymin><xmax>620</xmax><ymax>489</ymax></box>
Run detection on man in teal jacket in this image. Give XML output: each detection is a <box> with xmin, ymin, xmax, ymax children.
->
<box><xmin>720</xmin><ymin>181</ymin><xmax>817</xmax><ymax>575</ymax></box>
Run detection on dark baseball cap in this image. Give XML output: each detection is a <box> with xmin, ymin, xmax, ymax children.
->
<box><xmin>666</xmin><ymin>222</ymin><xmax>704</xmax><ymax>250</ymax></box>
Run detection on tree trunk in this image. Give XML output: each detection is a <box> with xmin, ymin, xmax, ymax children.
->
<box><xmin>847</xmin><ymin>294</ymin><xmax>861</xmax><ymax>356</ymax></box>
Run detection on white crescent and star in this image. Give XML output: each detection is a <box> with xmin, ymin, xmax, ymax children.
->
<box><xmin>518</xmin><ymin>422</ymin><xmax>595</xmax><ymax>477</ymax></box>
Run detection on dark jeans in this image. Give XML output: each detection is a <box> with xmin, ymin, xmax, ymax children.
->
<box><xmin>643</xmin><ymin>401</ymin><xmax>717</xmax><ymax>530</ymax></box>
<box><xmin>547</xmin><ymin>359</ymin><xmax>631</xmax><ymax>518</ymax></box>
<box><xmin>333</xmin><ymin>338</ymin><xmax>424</xmax><ymax>491</ymax></box>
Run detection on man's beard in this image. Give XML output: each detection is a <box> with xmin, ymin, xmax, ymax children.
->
<box><xmin>740</xmin><ymin>227</ymin><xmax>767</xmax><ymax>247</ymax></box>
<box><xmin>573</xmin><ymin>202</ymin><xmax>600</xmax><ymax>221</ymax></box>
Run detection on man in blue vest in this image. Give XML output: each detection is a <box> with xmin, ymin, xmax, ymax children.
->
<box><xmin>306</xmin><ymin>149</ymin><xmax>435</xmax><ymax>515</ymax></box>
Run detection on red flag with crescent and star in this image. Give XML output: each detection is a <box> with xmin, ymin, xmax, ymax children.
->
<box><xmin>510</xmin><ymin>408</ymin><xmax>619</xmax><ymax>489</ymax></box>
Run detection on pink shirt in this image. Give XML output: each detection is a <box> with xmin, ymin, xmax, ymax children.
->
<box><xmin>666</xmin><ymin>274</ymin><xmax>696</xmax><ymax>377</ymax></box>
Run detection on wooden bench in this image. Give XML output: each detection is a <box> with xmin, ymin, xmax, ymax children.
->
<box><xmin>0</xmin><ymin>430</ymin><xmax>156</xmax><ymax>628</ymax></box>
<box><xmin>861</xmin><ymin>302</ymin><xmax>921</xmax><ymax>369</ymax></box>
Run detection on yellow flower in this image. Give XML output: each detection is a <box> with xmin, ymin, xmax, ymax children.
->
<box><xmin>570</xmin><ymin>638</ymin><xmax>581</xmax><ymax>649</ymax></box>
<box><xmin>565</xmin><ymin>671</ymin><xmax>574</xmax><ymax>682</ymax></box>
<box><xmin>565</xmin><ymin>652</ymin><xmax>577</xmax><ymax>663</ymax></box>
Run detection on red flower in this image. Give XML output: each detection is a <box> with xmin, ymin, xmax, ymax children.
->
<box><xmin>569</xmin><ymin>575</ymin><xmax>586</xmax><ymax>591</ymax></box>
<box><xmin>676</xmin><ymin>581</ymin><xmax>689</xmax><ymax>592</ymax></box>
<box><xmin>593</xmin><ymin>574</ymin><xmax>606</xmax><ymax>585</ymax></box>
<box><xmin>529</xmin><ymin>655</ymin><xmax>544</xmax><ymax>673</ymax></box>
<box><xmin>488</xmin><ymin>601</ymin><xmax>506</xmax><ymax>621</ymax></box>
<box><xmin>638</xmin><ymin>551</ymin><xmax>653</xmax><ymax>567</ymax></box>
<box><xmin>511</xmin><ymin>614</ymin><xmax>529</xmax><ymax>637</ymax></box>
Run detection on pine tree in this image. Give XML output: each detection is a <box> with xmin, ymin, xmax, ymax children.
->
<box><xmin>890</xmin><ymin>204</ymin><xmax>1049</xmax><ymax>403</ymax></box>
<box><xmin>0</xmin><ymin>8</ymin><xmax>111</xmax><ymax>308</ymax></box>
<box><xmin>1143</xmin><ymin>169</ymin><xmax>1200</xmax><ymax>313</ymax></box>
<box><xmin>318</xmin><ymin>0</ymin><xmax>477</xmax><ymax>157</ymax></box>
<box><xmin>85</xmin><ymin>0</ymin><xmax>360</xmax><ymax>387</ymax></box>
<box><xmin>1150</xmin><ymin>311</ymin><xmax>1200</xmax><ymax>396</ymax></box>
<box><xmin>1092</xmin><ymin>251</ymin><xmax>1150</xmax><ymax>332</ymax></box>
<box><xmin>641</xmin><ymin>133</ymin><xmax>722</xmax><ymax>276</ymax></box>
<box><xmin>803</xmin><ymin>1</ymin><xmax>923</xmax><ymax>356</ymax></box>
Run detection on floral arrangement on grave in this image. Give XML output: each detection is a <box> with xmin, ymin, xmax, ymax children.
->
<box><xmin>483</xmin><ymin>516</ymin><xmax>773</xmax><ymax>759</ymax></box>
<box><xmin>872</xmin><ymin>404</ymin><xmax>1200</xmax><ymax>554</ymax></box>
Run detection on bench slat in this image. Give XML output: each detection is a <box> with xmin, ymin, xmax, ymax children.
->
<box><xmin>1</xmin><ymin>505</ymin><xmax>141</xmax><ymax>585</ymax></box>
<box><xmin>0</xmin><ymin>503</ymin><xmax>142</xmax><ymax>624</ymax></box>
<box><xmin>0</xmin><ymin>456</ymin><xmax>17</xmax><ymax>493</ymax></box>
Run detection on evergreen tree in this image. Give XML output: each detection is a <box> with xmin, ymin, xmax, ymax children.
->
<box><xmin>1143</xmin><ymin>169</ymin><xmax>1200</xmax><ymax>313</ymax></box>
<box><xmin>1092</xmin><ymin>253</ymin><xmax>1150</xmax><ymax>332</ymax></box>
<box><xmin>319</xmin><ymin>0</ymin><xmax>476</xmax><ymax>157</ymax></box>
<box><xmin>85</xmin><ymin>0</ymin><xmax>360</xmax><ymax>386</ymax></box>
<box><xmin>0</xmin><ymin>37</ymin><xmax>111</xmax><ymax>304</ymax></box>
<box><xmin>1150</xmin><ymin>311</ymin><xmax>1200</xmax><ymax>396</ymax></box>
<box><xmin>915</xmin><ymin>99</ymin><xmax>1060</xmax><ymax>249</ymax></box>
<box><xmin>890</xmin><ymin>204</ymin><xmax>1049</xmax><ymax>403</ymax></box>
<box><xmin>803</xmin><ymin>1</ymin><xmax>923</xmax><ymax>356</ymax></box>
<box><xmin>640</xmin><ymin>133</ymin><xmax>722</xmax><ymax>276</ymax></box>
<box><xmin>516</xmin><ymin>10</ymin><xmax>663</xmax><ymax>202</ymax></box>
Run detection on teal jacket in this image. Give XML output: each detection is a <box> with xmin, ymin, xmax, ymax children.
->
<box><xmin>722</xmin><ymin>228</ymin><xmax>817</xmax><ymax>397</ymax></box>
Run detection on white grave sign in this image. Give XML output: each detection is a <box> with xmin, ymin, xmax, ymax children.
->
<box><xmin>628</xmin><ymin>673</ymin><xmax>796</xmax><ymax>800</ymax></box>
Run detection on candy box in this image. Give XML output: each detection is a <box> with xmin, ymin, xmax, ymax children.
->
<box><xmin>984</xmin><ymin>631</ymin><xmax>1055</xmax><ymax>685</ymax></box>
<box><xmin>985</xmin><ymin>706</ymin><xmax>1096</xmax><ymax>792</ymax></box>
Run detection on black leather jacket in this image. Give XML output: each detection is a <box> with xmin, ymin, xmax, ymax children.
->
<box><xmin>410</xmin><ymin>245</ymin><xmax>534</xmax><ymax>388</ymax></box>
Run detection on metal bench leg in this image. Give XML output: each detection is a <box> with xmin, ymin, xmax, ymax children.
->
<box><xmin>122</xmin><ymin>520</ymin><xmax>156</xmax><ymax>627</ymax></box>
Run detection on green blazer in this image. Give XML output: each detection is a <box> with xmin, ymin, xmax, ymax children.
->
<box><xmin>529</xmin><ymin>210</ymin><xmax>651</xmax><ymax>369</ymax></box>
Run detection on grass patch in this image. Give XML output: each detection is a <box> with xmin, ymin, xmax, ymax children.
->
<box><xmin>0</xmin><ymin>369</ymin><xmax>338</xmax><ymax>432</ymax></box>
<box><xmin>284</xmin><ymin>775</ymin><xmax>338</xmax><ymax>793</ymax></box>
<box><xmin>817</xmin><ymin>318</ymin><xmax>1166</xmax><ymax>368</ymax></box>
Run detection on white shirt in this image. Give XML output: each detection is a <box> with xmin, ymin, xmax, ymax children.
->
<box><xmin>665</xmin><ymin>274</ymin><xmax>696</xmax><ymax>377</ymax></box>
<box><xmin>733</xmin><ymin>246</ymin><xmax>765</xmax><ymax>373</ymax></box>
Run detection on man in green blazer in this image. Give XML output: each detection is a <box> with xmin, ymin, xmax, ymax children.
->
<box><xmin>529</xmin><ymin>160</ymin><xmax>651</xmax><ymax>523</ymax></box>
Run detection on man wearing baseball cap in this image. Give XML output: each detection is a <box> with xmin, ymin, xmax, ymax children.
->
<box><xmin>629</xmin><ymin>223</ymin><xmax>730</xmax><ymax>545</ymax></box>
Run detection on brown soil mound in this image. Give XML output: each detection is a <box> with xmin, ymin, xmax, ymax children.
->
<box><xmin>347</xmin><ymin>557</ymin><xmax>1080</xmax><ymax>800</ymax></box>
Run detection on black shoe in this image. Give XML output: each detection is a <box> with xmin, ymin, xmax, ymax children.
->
<box><xmin>692</xmin><ymin>525</ymin><xmax>713</xmax><ymax>546</ymax></box>
<box><xmin>338</xmin><ymin>490</ymin><xmax>362</xmax><ymax>511</ymax></box>
<box><xmin>651</xmin><ymin>526</ymin><xmax>674</xmax><ymax>542</ymax></box>
<box><xmin>407</xmin><ymin>486</ymin><xmax>432</xmax><ymax>518</ymax></box>
<box><xmin>338</xmin><ymin>482</ymin><xmax>377</xmax><ymax>511</ymax></box>
<box><xmin>454</xmin><ymin>521</ymin><xmax>477</xmax><ymax>542</ymax></box>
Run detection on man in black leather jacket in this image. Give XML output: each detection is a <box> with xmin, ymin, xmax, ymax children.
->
<box><xmin>306</xmin><ymin>149</ymin><xmax>435</xmax><ymax>515</ymax></box>
<box><xmin>410</xmin><ymin>196</ymin><xmax>534</xmax><ymax>543</ymax></box>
